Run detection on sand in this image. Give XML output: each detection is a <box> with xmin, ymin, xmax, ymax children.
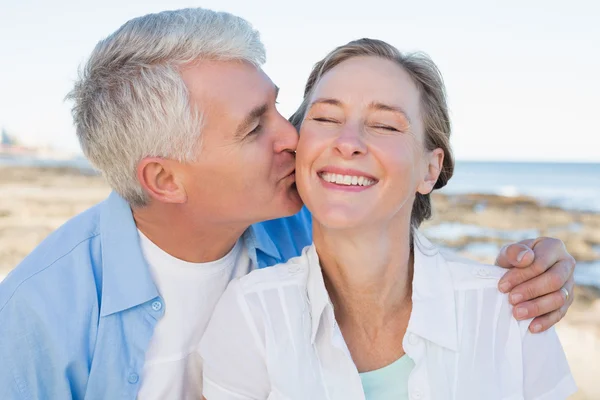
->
<box><xmin>0</xmin><ymin>166</ymin><xmax>598</xmax><ymax>398</ymax></box>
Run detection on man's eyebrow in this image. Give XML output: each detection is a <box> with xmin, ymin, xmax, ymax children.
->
<box><xmin>235</xmin><ymin>85</ymin><xmax>280</xmax><ymax>137</ymax></box>
<box><xmin>368</xmin><ymin>102</ymin><xmax>412</xmax><ymax>123</ymax></box>
<box><xmin>235</xmin><ymin>103</ymin><xmax>268</xmax><ymax>137</ymax></box>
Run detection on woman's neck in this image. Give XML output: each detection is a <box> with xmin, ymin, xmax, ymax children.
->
<box><xmin>313</xmin><ymin>217</ymin><xmax>413</xmax><ymax>332</ymax></box>
<box><xmin>313</xmin><ymin>216</ymin><xmax>415</xmax><ymax>371</ymax></box>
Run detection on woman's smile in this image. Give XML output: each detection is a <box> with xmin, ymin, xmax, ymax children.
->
<box><xmin>317</xmin><ymin>167</ymin><xmax>379</xmax><ymax>192</ymax></box>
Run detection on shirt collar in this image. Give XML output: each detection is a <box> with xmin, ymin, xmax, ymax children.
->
<box><xmin>304</xmin><ymin>231</ymin><xmax>458</xmax><ymax>351</ymax></box>
<box><xmin>98</xmin><ymin>192</ymin><xmax>159</xmax><ymax>317</ymax></box>
<box><xmin>245</xmin><ymin>222</ymin><xmax>282</xmax><ymax>262</ymax></box>
<box><xmin>305</xmin><ymin>244</ymin><xmax>333</xmax><ymax>344</ymax></box>
<box><xmin>99</xmin><ymin>192</ymin><xmax>281</xmax><ymax>316</ymax></box>
<box><xmin>408</xmin><ymin>232</ymin><xmax>458</xmax><ymax>351</ymax></box>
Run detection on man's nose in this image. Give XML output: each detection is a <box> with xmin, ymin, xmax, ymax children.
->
<box><xmin>273</xmin><ymin>117</ymin><xmax>299</xmax><ymax>154</ymax></box>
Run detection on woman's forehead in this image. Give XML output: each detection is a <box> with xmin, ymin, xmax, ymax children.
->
<box><xmin>311</xmin><ymin>56</ymin><xmax>421</xmax><ymax>115</ymax></box>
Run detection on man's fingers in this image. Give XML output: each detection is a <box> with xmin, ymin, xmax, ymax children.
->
<box><xmin>508</xmin><ymin>261</ymin><xmax>572</xmax><ymax>304</ymax></box>
<box><xmin>563</xmin><ymin>275</ymin><xmax>575</xmax><ymax>308</ymax></box>
<box><xmin>528</xmin><ymin>307</ymin><xmax>566</xmax><ymax>333</ymax></box>
<box><xmin>498</xmin><ymin>237</ymin><xmax>567</xmax><ymax>293</ymax></box>
<box><xmin>498</xmin><ymin>255</ymin><xmax>550</xmax><ymax>294</ymax></box>
<box><xmin>495</xmin><ymin>242</ymin><xmax>534</xmax><ymax>270</ymax></box>
<box><xmin>494</xmin><ymin>236</ymin><xmax>576</xmax><ymax>334</ymax></box>
<box><xmin>512</xmin><ymin>276</ymin><xmax>573</xmax><ymax>320</ymax></box>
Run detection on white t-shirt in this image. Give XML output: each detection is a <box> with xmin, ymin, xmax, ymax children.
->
<box><xmin>200</xmin><ymin>232</ymin><xmax>577</xmax><ymax>400</ymax></box>
<box><xmin>136</xmin><ymin>230</ymin><xmax>253</xmax><ymax>400</ymax></box>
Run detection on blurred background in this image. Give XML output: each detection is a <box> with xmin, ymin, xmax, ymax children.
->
<box><xmin>1</xmin><ymin>0</ymin><xmax>599</xmax><ymax>398</ymax></box>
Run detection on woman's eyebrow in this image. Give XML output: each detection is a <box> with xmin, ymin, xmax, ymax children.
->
<box><xmin>308</xmin><ymin>97</ymin><xmax>343</xmax><ymax>109</ymax></box>
<box><xmin>368</xmin><ymin>102</ymin><xmax>411</xmax><ymax>123</ymax></box>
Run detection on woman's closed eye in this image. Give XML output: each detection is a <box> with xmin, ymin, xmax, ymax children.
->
<box><xmin>312</xmin><ymin>117</ymin><xmax>339</xmax><ymax>124</ymax></box>
<box><xmin>372</xmin><ymin>124</ymin><xmax>400</xmax><ymax>132</ymax></box>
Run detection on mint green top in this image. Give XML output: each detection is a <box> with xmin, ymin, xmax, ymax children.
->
<box><xmin>359</xmin><ymin>355</ymin><xmax>415</xmax><ymax>400</ymax></box>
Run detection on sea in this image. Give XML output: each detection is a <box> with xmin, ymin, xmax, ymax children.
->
<box><xmin>439</xmin><ymin>161</ymin><xmax>600</xmax><ymax>288</ymax></box>
<box><xmin>1</xmin><ymin>156</ymin><xmax>599</xmax><ymax>287</ymax></box>
<box><xmin>441</xmin><ymin>161</ymin><xmax>600</xmax><ymax>214</ymax></box>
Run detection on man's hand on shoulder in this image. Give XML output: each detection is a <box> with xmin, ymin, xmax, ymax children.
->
<box><xmin>494</xmin><ymin>237</ymin><xmax>575</xmax><ymax>333</ymax></box>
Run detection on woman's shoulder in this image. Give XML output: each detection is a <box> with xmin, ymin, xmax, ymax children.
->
<box><xmin>415</xmin><ymin>232</ymin><xmax>507</xmax><ymax>292</ymax></box>
<box><xmin>205</xmin><ymin>245</ymin><xmax>315</xmax><ymax>348</ymax></box>
<box><xmin>442</xmin><ymin>251</ymin><xmax>508</xmax><ymax>291</ymax></box>
<box><xmin>442</xmin><ymin>254</ymin><xmax>516</xmax><ymax>325</ymax></box>
<box><xmin>235</xmin><ymin>244</ymin><xmax>314</xmax><ymax>294</ymax></box>
<box><xmin>443</xmin><ymin>255</ymin><xmax>577</xmax><ymax>399</ymax></box>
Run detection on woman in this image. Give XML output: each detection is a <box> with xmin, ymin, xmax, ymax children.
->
<box><xmin>199</xmin><ymin>39</ymin><xmax>576</xmax><ymax>399</ymax></box>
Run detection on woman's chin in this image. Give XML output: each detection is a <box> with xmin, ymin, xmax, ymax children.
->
<box><xmin>311</xmin><ymin>207</ymin><xmax>372</xmax><ymax>231</ymax></box>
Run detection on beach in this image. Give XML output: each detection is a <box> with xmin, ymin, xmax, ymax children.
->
<box><xmin>0</xmin><ymin>165</ymin><xmax>599</xmax><ymax>398</ymax></box>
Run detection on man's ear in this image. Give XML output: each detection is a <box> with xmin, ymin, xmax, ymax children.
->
<box><xmin>417</xmin><ymin>148</ymin><xmax>444</xmax><ymax>195</ymax></box>
<box><xmin>136</xmin><ymin>157</ymin><xmax>187</xmax><ymax>204</ymax></box>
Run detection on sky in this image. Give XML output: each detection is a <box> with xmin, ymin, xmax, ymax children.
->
<box><xmin>0</xmin><ymin>0</ymin><xmax>598</xmax><ymax>162</ymax></box>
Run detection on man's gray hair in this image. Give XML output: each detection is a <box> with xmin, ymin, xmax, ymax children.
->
<box><xmin>67</xmin><ymin>8</ymin><xmax>266</xmax><ymax>207</ymax></box>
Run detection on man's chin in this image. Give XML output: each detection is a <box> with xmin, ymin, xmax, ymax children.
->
<box><xmin>288</xmin><ymin>183</ymin><xmax>305</xmax><ymax>211</ymax></box>
<box><xmin>267</xmin><ymin>186</ymin><xmax>304</xmax><ymax>220</ymax></box>
<box><xmin>254</xmin><ymin>183</ymin><xmax>304</xmax><ymax>222</ymax></box>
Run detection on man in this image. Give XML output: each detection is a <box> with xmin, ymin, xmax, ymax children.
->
<box><xmin>0</xmin><ymin>8</ymin><xmax>576</xmax><ymax>400</ymax></box>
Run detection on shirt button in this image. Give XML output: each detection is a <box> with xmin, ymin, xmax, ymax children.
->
<box><xmin>408</xmin><ymin>333</ymin><xmax>420</xmax><ymax>346</ymax></box>
<box><xmin>151</xmin><ymin>301</ymin><xmax>162</xmax><ymax>311</ymax></box>
<box><xmin>128</xmin><ymin>373</ymin><xmax>139</xmax><ymax>384</ymax></box>
<box><xmin>411</xmin><ymin>388</ymin><xmax>424</xmax><ymax>399</ymax></box>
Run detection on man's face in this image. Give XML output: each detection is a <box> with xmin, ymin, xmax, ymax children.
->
<box><xmin>178</xmin><ymin>60</ymin><xmax>302</xmax><ymax>227</ymax></box>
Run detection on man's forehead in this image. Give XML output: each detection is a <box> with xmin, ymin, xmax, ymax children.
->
<box><xmin>180</xmin><ymin>61</ymin><xmax>279</xmax><ymax>134</ymax></box>
<box><xmin>181</xmin><ymin>60</ymin><xmax>275</xmax><ymax>101</ymax></box>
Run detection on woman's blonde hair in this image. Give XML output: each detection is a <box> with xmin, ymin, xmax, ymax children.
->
<box><xmin>290</xmin><ymin>38</ymin><xmax>454</xmax><ymax>228</ymax></box>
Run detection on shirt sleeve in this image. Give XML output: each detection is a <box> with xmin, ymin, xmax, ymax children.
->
<box><xmin>199</xmin><ymin>279</ymin><xmax>270</xmax><ymax>400</ymax></box>
<box><xmin>0</xmin><ymin>340</ymin><xmax>26</xmax><ymax>400</ymax></box>
<box><xmin>0</xmin><ymin>291</ymin><xmax>42</xmax><ymax>400</ymax></box>
<box><xmin>520</xmin><ymin>322</ymin><xmax>577</xmax><ymax>399</ymax></box>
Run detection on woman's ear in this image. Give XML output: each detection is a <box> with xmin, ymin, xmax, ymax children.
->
<box><xmin>417</xmin><ymin>148</ymin><xmax>444</xmax><ymax>195</ymax></box>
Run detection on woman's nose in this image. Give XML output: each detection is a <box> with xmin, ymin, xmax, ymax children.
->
<box><xmin>333</xmin><ymin>125</ymin><xmax>367</xmax><ymax>159</ymax></box>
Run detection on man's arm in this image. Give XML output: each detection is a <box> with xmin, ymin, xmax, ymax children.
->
<box><xmin>495</xmin><ymin>237</ymin><xmax>576</xmax><ymax>333</ymax></box>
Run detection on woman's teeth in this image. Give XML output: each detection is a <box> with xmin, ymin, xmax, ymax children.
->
<box><xmin>319</xmin><ymin>172</ymin><xmax>376</xmax><ymax>186</ymax></box>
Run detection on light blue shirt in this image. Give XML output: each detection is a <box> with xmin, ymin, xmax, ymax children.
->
<box><xmin>0</xmin><ymin>192</ymin><xmax>312</xmax><ymax>400</ymax></box>
<box><xmin>359</xmin><ymin>355</ymin><xmax>415</xmax><ymax>400</ymax></box>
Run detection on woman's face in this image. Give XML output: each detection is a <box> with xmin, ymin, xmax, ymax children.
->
<box><xmin>295</xmin><ymin>56</ymin><xmax>443</xmax><ymax>230</ymax></box>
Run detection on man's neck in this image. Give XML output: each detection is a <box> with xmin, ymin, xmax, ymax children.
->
<box><xmin>132</xmin><ymin>204</ymin><xmax>248</xmax><ymax>263</ymax></box>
